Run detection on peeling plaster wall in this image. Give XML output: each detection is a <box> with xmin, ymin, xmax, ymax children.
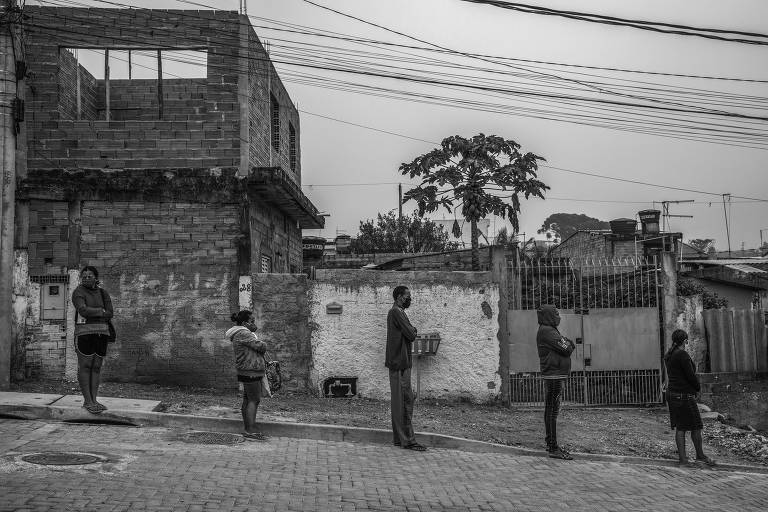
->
<box><xmin>79</xmin><ymin>200</ymin><xmax>240</xmax><ymax>388</ymax></box>
<box><xmin>310</xmin><ymin>270</ymin><xmax>500</xmax><ymax>402</ymax></box>
<box><xmin>676</xmin><ymin>295</ymin><xmax>706</xmax><ymax>371</ymax></box>
<box><xmin>13</xmin><ymin>249</ymin><xmax>68</xmax><ymax>380</ymax></box>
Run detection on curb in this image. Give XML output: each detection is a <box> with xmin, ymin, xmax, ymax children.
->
<box><xmin>1</xmin><ymin>403</ymin><xmax>766</xmax><ymax>475</ymax></box>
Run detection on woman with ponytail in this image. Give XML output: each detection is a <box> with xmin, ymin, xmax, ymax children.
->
<box><xmin>664</xmin><ymin>329</ymin><xmax>715</xmax><ymax>466</ymax></box>
<box><xmin>225</xmin><ymin>310</ymin><xmax>268</xmax><ymax>441</ymax></box>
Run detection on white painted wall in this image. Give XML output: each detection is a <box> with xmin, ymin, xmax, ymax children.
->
<box><xmin>309</xmin><ymin>270</ymin><xmax>500</xmax><ymax>402</ymax></box>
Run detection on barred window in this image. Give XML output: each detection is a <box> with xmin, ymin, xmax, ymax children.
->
<box><xmin>289</xmin><ymin>122</ymin><xmax>296</xmax><ymax>171</ymax></box>
<box><xmin>270</xmin><ymin>94</ymin><xmax>280</xmax><ymax>151</ymax></box>
<box><xmin>260</xmin><ymin>255</ymin><xmax>272</xmax><ymax>273</ymax></box>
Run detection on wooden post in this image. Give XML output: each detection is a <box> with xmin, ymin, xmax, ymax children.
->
<box><xmin>157</xmin><ymin>50</ymin><xmax>163</xmax><ymax>120</ymax></box>
<box><xmin>104</xmin><ymin>49</ymin><xmax>110</xmax><ymax>121</ymax></box>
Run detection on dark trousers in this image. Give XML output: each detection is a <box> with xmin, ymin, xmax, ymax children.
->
<box><xmin>389</xmin><ymin>368</ymin><xmax>416</xmax><ymax>446</ymax></box>
<box><xmin>544</xmin><ymin>378</ymin><xmax>564</xmax><ymax>451</ymax></box>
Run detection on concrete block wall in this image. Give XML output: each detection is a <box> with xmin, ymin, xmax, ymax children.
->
<box><xmin>310</xmin><ymin>270</ymin><xmax>501</xmax><ymax>402</ymax></box>
<box><xmin>27</xmin><ymin>200</ymin><xmax>69</xmax><ymax>275</ymax></box>
<box><xmin>25</xmin><ymin>7</ymin><xmax>244</xmax><ymax>170</ymax></box>
<box><xmin>250</xmin><ymin>200</ymin><xmax>302</xmax><ymax>274</ymax></box>
<box><xmin>25</xmin><ymin>7</ymin><xmax>302</xmax><ymax>178</ymax></box>
<box><xmin>79</xmin><ymin>200</ymin><xmax>241</xmax><ymax>388</ymax></box>
<box><xmin>58</xmin><ymin>48</ymin><xmax>99</xmax><ymax>121</ymax></box>
<box><xmin>99</xmin><ymin>80</ymin><xmax>209</xmax><ymax>122</ymax></box>
<box><xmin>246</xmin><ymin>30</ymin><xmax>301</xmax><ymax>184</ymax></box>
<box><xmin>251</xmin><ymin>273</ymin><xmax>311</xmax><ymax>392</ymax></box>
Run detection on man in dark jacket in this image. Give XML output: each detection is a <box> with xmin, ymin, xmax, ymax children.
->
<box><xmin>536</xmin><ymin>304</ymin><xmax>576</xmax><ymax>460</ymax></box>
<box><xmin>385</xmin><ymin>285</ymin><xmax>426</xmax><ymax>451</ymax></box>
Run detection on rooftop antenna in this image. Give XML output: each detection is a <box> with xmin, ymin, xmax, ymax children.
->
<box><xmin>659</xmin><ymin>200</ymin><xmax>694</xmax><ymax>232</ymax></box>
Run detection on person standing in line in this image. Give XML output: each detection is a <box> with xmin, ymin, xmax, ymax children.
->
<box><xmin>226</xmin><ymin>310</ymin><xmax>269</xmax><ymax>441</ymax></box>
<box><xmin>536</xmin><ymin>304</ymin><xmax>575</xmax><ymax>460</ymax></box>
<box><xmin>71</xmin><ymin>266</ymin><xmax>114</xmax><ymax>414</ymax></box>
<box><xmin>665</xmin><ymin>329</ymin><xmax>716</xmax><ymax>466</ymax></box>
<box><xmin>385</xmin><ymin>285</ymin><xmax>426</xmax><ymax>451</ymax></box>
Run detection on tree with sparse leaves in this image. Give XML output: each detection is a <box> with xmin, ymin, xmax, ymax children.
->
<box><xmin>399</xmin><ymin>134</ymin><xmax>548</xmax><ymax>270</ymax></box>
<box><xmin>538</xmin><ymin>213</ymin><xmax>609</xmax><ymax>242</ymax></box>
<box><xmin>350</xmin><ymin>210</ymin><xmax>459</xmax><ymax>254</ymax></box>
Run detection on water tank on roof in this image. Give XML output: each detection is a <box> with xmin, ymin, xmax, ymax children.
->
<box><xmin>335</xmin><ymin>234</ymin><xmax>352</xmax><ymax>254</ymax></box>
<box><xmin>638</xmin><ymin>209</ymin><xmax>661</xmax><ymax>235</ymax></box>
<box><xmin>609</xmin><ymin>218</ymin><xmax>637</xmax><ymax>235</ymax></box>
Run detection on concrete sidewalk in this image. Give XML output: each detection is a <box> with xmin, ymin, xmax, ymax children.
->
<box><xmin>1</xmin><ymin>391</ymin><xmax>766</xmax><ymax>475</ymax></box>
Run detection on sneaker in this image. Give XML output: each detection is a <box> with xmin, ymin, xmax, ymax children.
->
<box><xmin>548</xmin><ymin>448</ymin><xmax>573</xmax><ymax>460</ymax></box>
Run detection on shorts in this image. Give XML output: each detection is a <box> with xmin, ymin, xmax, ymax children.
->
<box><xmin>76</xmin><ymin>334</ymin><xmax>109</xmax><ymax>358</ymax></box>
<box><xmin>237</xmin><ymin>374</ymin><xmax>263</xmax><ymax>383</ymax></box>
<box><xmin>667</xmin><ymin>392</ymin><xmax>703</xmax><ymax>431</ymax></box>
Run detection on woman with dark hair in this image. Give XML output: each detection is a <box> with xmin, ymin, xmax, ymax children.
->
<box><xmin>664</xmin><ymin>329</ymin><xmax>716</xmax><ymax>466</ymax></box>
<box><xmin>225</xmin><ymin>310</ymin><xmax>268</xmax><ymax>441</ymax></box>
<box><xmin>71</xmin><ymin>266</ymin><xmax>114</xmax><ymax>414</ymax></box>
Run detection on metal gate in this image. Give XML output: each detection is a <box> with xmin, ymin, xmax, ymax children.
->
<box><xmin>507</xmin><ymin>256</ymin><xmax>663</xmax><ymax>406</ymax></box>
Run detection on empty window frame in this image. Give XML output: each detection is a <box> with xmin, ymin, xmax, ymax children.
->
<box><xmin>289</xmin><ymin>122</ymin><xmax>296</xmax><ymax>171</ymax></box>
<box><xmin>62</xmin><ymin>48</ymin><xmax>207</xmax><ymax>121</ymax></box>
<box><xmin>270</xmin><ymin>94</ymin><xmax>280</xmax><ymax>151</ymax></box>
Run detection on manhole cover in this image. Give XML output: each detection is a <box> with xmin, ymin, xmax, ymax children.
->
<box><xmin>181</xmin><ymin>431</ymin><xmax>244</xmax><ymax>445</ymax></box>
<box><xmin>21</xmin><ymin>452</ymin><xmax>102</xmax><ymax>466</ymax></box>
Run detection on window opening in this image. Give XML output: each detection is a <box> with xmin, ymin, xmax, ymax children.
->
<box><xmin>289</xmin><ymin>122</ymin><xmax>296</xmax><ymax>171</ymax></box>
<box><xmin>260</xmin><ymin>255</ymin><xmax>272</xmax><ymax>273</ymax></box>
<box><xmin>270</xmin><ymin>94</ymin><xmax>280</xmax><ymax>151</ymax></box>
<box><xmin>61</xmin><ymin>48</ymin><xmax>207</xmax><ymax>121</ymax></box>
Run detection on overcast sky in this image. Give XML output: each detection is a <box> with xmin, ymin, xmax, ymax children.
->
<box><xmin>43</xmin><ymin>0</ymin><xmax>768</xmax><ymax>250</ymax></box>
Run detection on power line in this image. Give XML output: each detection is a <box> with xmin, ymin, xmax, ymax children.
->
<box><xmin>300</xmin><ymin>0</ymin><xmax>767</xmax><ymax>120</ymax></box>
<box><xmin>456</xmin><ymin>0</ymin><xmax>768</xmax><ymax>46</ymax></box>
<box><xmin>30</xmin><ymin>2</ymin><xmax>768</xmax><ymax>149</ymax></box>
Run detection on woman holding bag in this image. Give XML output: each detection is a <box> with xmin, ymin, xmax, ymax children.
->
<box><xmin>226</xmin><ymin>310</ymin><xmax>269</xmax><ymax>441</ymax></box>
<box><xmin>71</xmin><ymin>266</ymin><xmax>114</xmax><ymax>414</ymax></box>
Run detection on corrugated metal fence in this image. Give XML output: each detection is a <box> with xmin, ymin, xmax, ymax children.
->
<box><xmin>703</xmin><ymin>309</ymin><xmax>768</xmax><ymax>372</ymax></box>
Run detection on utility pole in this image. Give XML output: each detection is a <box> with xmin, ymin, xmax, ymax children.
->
<box><xmin>722</xmin><ymin>193</ymin><xmax>732</xmax><ymax>258</ymax></box>
<box><xmin>0</xmin><ymin>0</ymin><xmax>20</xmax><ymax>390</ymax></box>
<box><xmin>398</xmin><ymin>183</ymin><xmax>402</xmax><ymax>219</ymax></box>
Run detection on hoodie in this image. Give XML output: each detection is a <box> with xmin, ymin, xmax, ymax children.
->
<box><xmin>225</xmin><ymin>326</ymin><xmax>267</xmax><ymax>377</ymax></box>
<box><xmin>536</xmin><ymin>305</ymin><xmax>575</xmax><ymax>379</ymax></box>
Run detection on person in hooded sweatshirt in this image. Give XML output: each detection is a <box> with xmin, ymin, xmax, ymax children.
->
<box><xmin>536</xmin><ymin>304</ymin><xmax>575</xmax><ymax>460</ymax></box>
<box><xmin>226</xmin><ymin>310</ymin><xmax>268</xmax><ymax>441</ymax></box>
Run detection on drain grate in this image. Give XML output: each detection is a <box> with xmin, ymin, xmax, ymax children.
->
<box><xmin>21</xmin><ymin>452</ymin><xmax>102</xmax><ymax>466</ymax></box>
<box><xmin>180</xmin><ymin>431</ymin><xmax>244</xmax><ymax>445</ymax></box>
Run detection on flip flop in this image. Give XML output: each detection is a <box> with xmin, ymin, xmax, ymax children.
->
<box><xmin>403</xmin><ymin>443</ymin><xmax>427</xmax><ymax>451</ymax></box>
<box><xmin>93</xmin><ymin>402</ymin><xmax>108</xmax><ymax>411</ymax></box>
<box><xmin>696</xmin><ymin>456</ymin><xmax>717</xmax><ymax>467</ymax></box>
<box><xmin>82</xmin><ymin>404</ymin><xmax>102</xmax><ymax>414</ymax></box>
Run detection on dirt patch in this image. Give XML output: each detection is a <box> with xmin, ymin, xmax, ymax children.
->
<box><xmin>12</xmin><ymin>379</ymin><xmax>765</xmax><ymax>467</ymax></box>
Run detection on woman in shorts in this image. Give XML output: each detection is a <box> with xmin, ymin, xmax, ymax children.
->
<box><xmin>71</xmin><ymin>266</ymin><xmax>114</xmax><ymax>414</ymax></box>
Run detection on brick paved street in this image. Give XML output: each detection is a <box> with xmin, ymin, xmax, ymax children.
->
<box><xmin>1</xmin><ymin>419</ymin><xmax>766</xmax><ymax>512</ymax></box>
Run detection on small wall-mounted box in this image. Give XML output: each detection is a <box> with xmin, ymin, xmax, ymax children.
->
<box><xmin>326</xmin><ymin>302</ymin><xmax>343</xmax><ymax>315</ymax></box>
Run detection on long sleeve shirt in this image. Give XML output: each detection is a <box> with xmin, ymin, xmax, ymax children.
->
<box><xmin>385</xmin><ymin>306</ymin><xmax>417</xmax><ymax>371</ymax></box>
<box><xmin>72</xmin><ymin>284</ymin><xmax>113</xmax><ymax>323</ymax></box>
<box><xmin>665</xmin><ymin>348</ymin><xmax>700</xmax><ymax>394</ymax></box>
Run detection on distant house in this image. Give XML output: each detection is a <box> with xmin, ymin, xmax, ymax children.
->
<box><xmin>680</xmin><ymin>259</ymin><xmax>768</xmax><ymax>309</ymax></box>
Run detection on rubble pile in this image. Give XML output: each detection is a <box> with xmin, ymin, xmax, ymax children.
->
<box><xmin>703</xmin><ymin>423</ymin><xmax>768</xmax><ymax>465</ymax></box>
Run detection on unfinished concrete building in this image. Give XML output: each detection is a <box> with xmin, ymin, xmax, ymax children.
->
<box><xmin>13</xmin><ymin>7</ymin><xmax>323</xmax><ymax>388</ymax></box>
